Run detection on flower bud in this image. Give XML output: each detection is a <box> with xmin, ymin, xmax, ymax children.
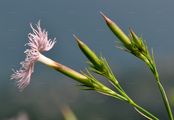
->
<box><xmin>73</xmin><ymin>35</ymin><xmax>102</xmax><ymax>68</ymax></box>
<box><xmin>100</xmin><ymin>12</ymin><xmax>131</xmax><ymax>47</ymax></box>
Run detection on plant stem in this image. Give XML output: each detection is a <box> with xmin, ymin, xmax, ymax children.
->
<box><xmin>108</xmin><ymin>77</ymin><xmax>158</xmax><ymax>119</ymax></box>
<box><xmin>109</xmin><ymin>85</ymin><xmax>159</xmax><ymax>120</ymax></box>
<box><xmin>138</xmin><ymin>53</ymin><xmax>173</xmax><ymax>119</ymax></box>
<box><xmin>130</xmin><ymin>101</ymin><xmax>159</xmax><ymax>120</ymax></box>
<box><xmin>149</xmin><ymin>60</ymin><xmax>173</xmax><ymax>120</ymax></box>
<box><xmin>156</xmin><ymin>80</ymin><xmax>173</xmax><ymax>120</ymax></box>
<box><xmin>154</xmin><ymin>73</ymin><xmax>173</xmax><ymax>120</ymax></box>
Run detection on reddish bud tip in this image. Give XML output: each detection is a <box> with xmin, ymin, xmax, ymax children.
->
<box><xmin>100</xmin><ymin>12</ymin><xmax>113</xmax><ymax>24</ymax></box>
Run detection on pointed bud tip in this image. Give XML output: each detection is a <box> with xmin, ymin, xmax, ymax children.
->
<box><xmin>73</xmin><ymin>34</ymin><xmax>84</xmax><ymax>46</ymax></box>
<box><xmin>128</xmin><ymin>27</ymin><xmax>134</xmax><ymax>35</ymax></box>
<box><xmin>72</xmin><ymin>34</ymin><xmax>78</xmax><ymax>40</ymax></box>
<box><xmin>73</xmin><ymin>34</ymin><xmax>79</xmax><ymax>42</ymax></box>
<box><xmin>128</xmin><ymin>28</ymin><xmax>138</xmax><ymax>39</ymax></box>
<box><xmin>100</xmin><ymin>12</ymin><xmax>113</xmax><ymax>24</ymax></box>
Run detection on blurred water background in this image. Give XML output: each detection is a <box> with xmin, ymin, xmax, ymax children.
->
<box><xmin>0</xmin><ymin>0</ymin><xmax>174</xmax><ymax>119</ymax></box>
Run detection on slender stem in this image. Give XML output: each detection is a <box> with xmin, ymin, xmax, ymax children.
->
<box><xmin>154</xmin><ymin>74</ymin><xmax>173</xmax><ymax>120</ymax></box>
<box><xmin>107</xmin><ymin>76</ymin><xmax>158</xmax><ymax>119</ymax></box>
<box><xmin>148</xmin><ymin>60</ymin><xmax>174</xmax><ymax>120</ymax></box>
<box><xmin>130</xmin><ymin>101</ymin><xmax>159</xmax><ymax>120</ymax></box>
<box><xmin>121</xmin><ymin>90</ymin><xmax>158</xmax><ymax>119</ymax></box>
<box><xmin>139</xmin><ymin>54</ymin><xmax>173</xmax><ymax>119</ymax></box>
<box><xmin>109</xmin><ymin>85</ymin><xmax>159</xmax><ymax>120</ymax></box>
<box><xmin>157</xmin><ymin>81</ymin><xmax>173</xmax><ymax>120</ymax></box>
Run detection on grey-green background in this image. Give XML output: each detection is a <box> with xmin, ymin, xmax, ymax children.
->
<box><xmin>0</xmin><ymin>0</ymin><xmax>174</xmax><ymax>119</ymax></box>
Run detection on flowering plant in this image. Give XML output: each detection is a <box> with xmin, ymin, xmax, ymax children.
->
<box><xmin>11</xmin><ymin>13</ymin><xmax>173</xmax><ymax>120</ymax></box>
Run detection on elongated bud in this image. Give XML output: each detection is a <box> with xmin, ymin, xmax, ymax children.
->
<box><xmin>129</xmin><ymin>28</ymin><xmax>146</xmax><ymax>52</ymax></box>
<box><xmin>38</xmin><ymin>53</ymin><xmax>92</xmax><ymax>87</ymax></box>
<box><xmin>129</xmin><ymin>28</ymin><xmax>141</xmax><ymax>46</ymax></box>
<box><xmin>129</xmin><ymin>28</ymin><xmax>139</xmax><ymax>40</ymax></box>
<box><xmin>73</xmin><ymin>35</ymin><xmax>102</xmax><ymax>68</ymax></box>
<box><xmin>100</xmin><ymin>12</ymin><xmax>131</xmax><ymax>46</ymax></box>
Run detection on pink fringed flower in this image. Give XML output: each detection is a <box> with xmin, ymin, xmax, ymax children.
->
<box><xmin>11</xmin><ymin>22</ymin><xmax>56</xmax><ymax>90</ymax></box>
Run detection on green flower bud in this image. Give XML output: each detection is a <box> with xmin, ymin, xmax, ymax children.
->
<box><xmin>100</xmin><ymin>12</ymin><xmax>131</xmax><ymax>47</ymax></box>
<box><xmin>73</xmin><ymin>35</ymin><xmax>102</xmax><ymax>68</ymax></box>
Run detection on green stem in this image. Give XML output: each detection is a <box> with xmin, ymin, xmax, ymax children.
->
<box><xmin>110</xmin><ymin>85</ymin><xmax>158</xmax><ymax>120</ymax></box>
<box><xmin>130</xmin><ymin>101</ymin><xmax>159</xmax><ymax>120</ymax></box>
<box><xmin>121</xmin><ymin>91</ymin><xmax>158</xmax><ymax>119</ymax></box>
<box><xmin>156</xmin><ymin>77</ymin><xmax>173</xmax><ymax>120</ymax></box>
<box><xmin>102</xmin><ymin>70</ymin><xmax>158</xmax><ymax>119</ymax></box>
<box><xmin>140</xmin><ymin>54</ymin><xmax>173</xmax><ymax>120</ymax></box>
<box><xmin>109</xmin><ymin>77</ymin><xmax>158</xmax><ymax>119</ymax></box>
<box><xmin>149</xmin><ymin>61</ymin><xmax>173</xmax><ymax>120</ymax></box>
